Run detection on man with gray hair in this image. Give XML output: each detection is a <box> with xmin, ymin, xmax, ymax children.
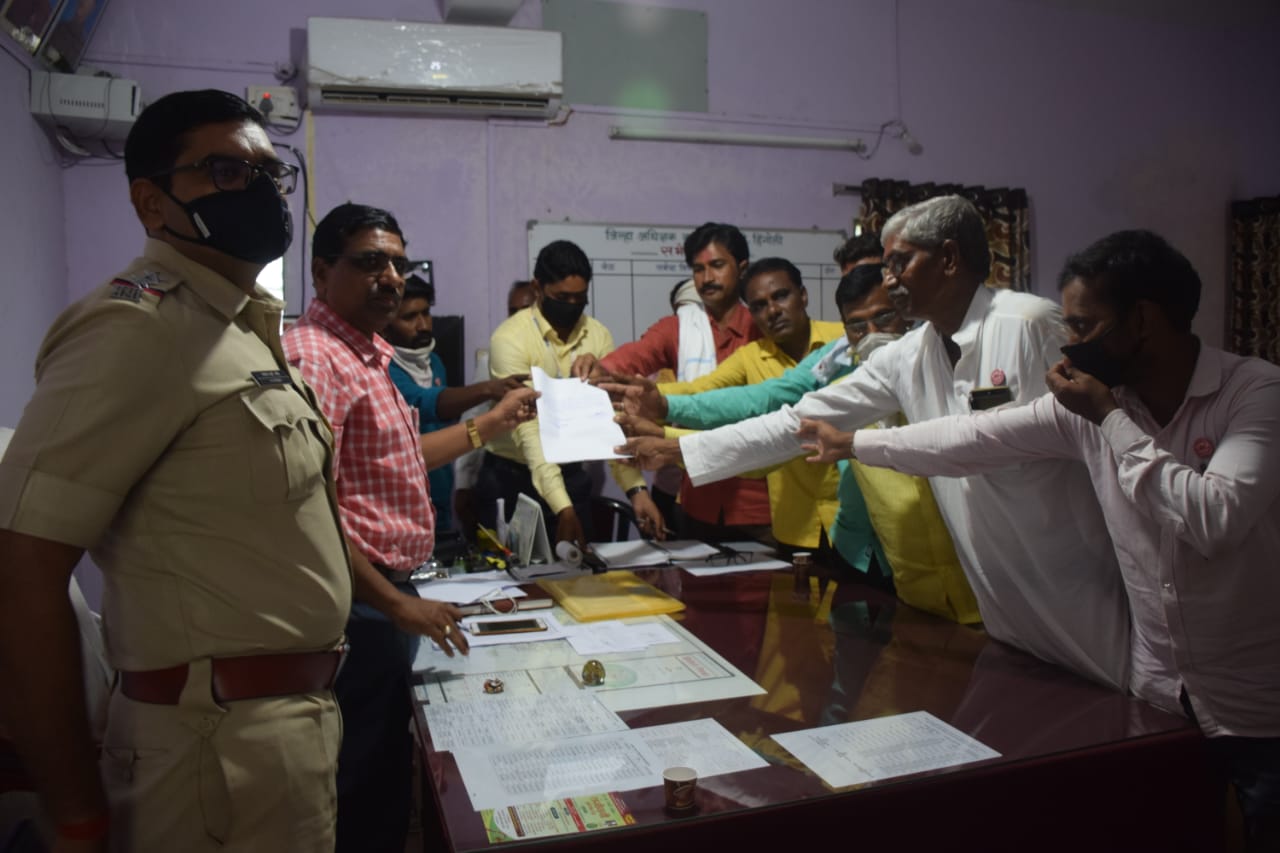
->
<box><xmin>619</xmin><ymin>195</ymin><xmax>1132</xmax><ymax>691</ymax></box>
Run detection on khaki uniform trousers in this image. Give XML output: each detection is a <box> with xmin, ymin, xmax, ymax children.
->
<box><xmin>101</xmin><ymin>659</ymin><xmax>341</xmax><ymax>852</ymax></box>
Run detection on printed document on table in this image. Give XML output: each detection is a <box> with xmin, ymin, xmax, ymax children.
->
<box><xmin>562</xmin><ymin>620</ymin><xmax>679</xmax><ymax>655</ymax></box>
<box><xmin>454</xmin><ymin>719</ymin><xmax>769</xmax><ymax>811</ymax></box>
<box><xmin>681</xmin><ymin>556</ymin><xmax>791</xmax><ymax>576</ymax></box>
<box><xmin>591</xmin><ymin>539</ymin><xmax>722</xmax><ymax>568</ymax></box>
<box><xmin>633</xmin><ymin>718</ymin><xmax>768</xmax><ymax>778</ymax></box>
<box><xmin>412</xmin><ymin>576</ymin><xmax>527</xmax><ymax>605</ymax></box>
<box><xmin>771</xmin><ymin>711</ymin><xmax>1000</xmax><ymax>788</ymax></box>
<box><xmin>453</xmin><ymin>731</ymin><xmax>666</xmax><ymax>810</ymax></box>
<box><xmin>531</xmin><ymin>366</ymin><xmax>628</xmax><ymax>463</ymax></box>
<box><xmin>423</xmin><ymin>692</ymin><xmax>628</xmax><ymax>752</ymax></box>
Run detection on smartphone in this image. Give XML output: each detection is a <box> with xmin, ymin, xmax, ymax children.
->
<box><xmin>470</xmin><ymin>618</ymin><xmax>547</xmax><ymax>636</ymax></box>
<box><xmin>969</xmin><ymin>386</ymin><xmax>1013</xmax><ymax>411</ymax></box>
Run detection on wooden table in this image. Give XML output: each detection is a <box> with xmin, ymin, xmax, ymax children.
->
<box><xmin>412</xmin><ymin>566</ymin><xmax>1219</xmax><ymax>852</ymax></box>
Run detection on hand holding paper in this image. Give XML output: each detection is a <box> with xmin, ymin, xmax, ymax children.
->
<box><xmin>531</xmin><ymin>366</ymin><xmax>629</xmax><ymax>463</ymax></box>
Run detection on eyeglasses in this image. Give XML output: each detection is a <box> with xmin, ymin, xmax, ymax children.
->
<box><xmin>844</xmin><ymin>308</ymin><xmax>900</xmax><ymax>338</ymax></box>
<box><xmin>149</xmin><ymin>155</ymin><xmax>300</xmax><ymax>195</ymax></box>
<box><xmin>329</xmin><ymin>251</ymin><xmax>413</xmax><ymax>277</ymax></box>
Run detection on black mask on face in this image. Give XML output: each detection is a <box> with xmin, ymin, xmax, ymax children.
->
<box><xmin>540</xmin><ymin>294</ymin><xmax>587</xmax><ymax>329</ymax></box>
<box><xmin>162</xmin><ymin>172</ymin><xmax>293</xmax><ymax>264</ymax></box>
<box><xmin>1060</xmin><ymin>322</ymin><xmax>1133</xmax><ymax>388</ymax></box>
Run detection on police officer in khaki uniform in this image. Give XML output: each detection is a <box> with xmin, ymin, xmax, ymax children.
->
<box><xmin>0</xmin><ymin>90</ymin><xmax>351</xmax><ymax>852</ymax></box>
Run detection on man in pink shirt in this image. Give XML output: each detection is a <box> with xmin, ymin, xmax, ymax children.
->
<box><xmin>285</xmin><ymin>203</ymin><xmax>535</xmax><ymax>853</ymax></box>
<box><xmin>579</xmin><ymin>222</ymin><xmax>772</xmax><ymax>542</ymax></box>
<box><xmin>803</xmin><ymin>230</ymin><xmax>1280</xmax><ymax>849</ymax></box>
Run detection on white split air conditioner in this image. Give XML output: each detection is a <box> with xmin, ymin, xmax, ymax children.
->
<box><xmin>307</xmin><ymin>18</ymin><xmax>562</xmax><ymax>119</ymax></box>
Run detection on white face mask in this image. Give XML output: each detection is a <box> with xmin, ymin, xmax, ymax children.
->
<box><xmin>854</xmin><ymin>332</ymin><xmax>902</xmax><ymax>362</ymax></box>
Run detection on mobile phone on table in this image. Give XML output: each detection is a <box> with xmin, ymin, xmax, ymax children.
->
<box><xmin>469</xmin><ymin>618</ymin><xmax>547</xmax><ymax>636</ymax></box>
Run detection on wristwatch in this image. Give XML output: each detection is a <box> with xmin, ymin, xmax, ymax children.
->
<box><xmin>625</xmin><ymin>485</ymin><xmax>648</xmax><ymax>499</ymax></box>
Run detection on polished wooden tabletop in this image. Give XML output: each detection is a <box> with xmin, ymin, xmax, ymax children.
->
<box><xmin>413</xmin><ymin>565</ymin><xmax>1218</xmax><ymax>852</ymax></box>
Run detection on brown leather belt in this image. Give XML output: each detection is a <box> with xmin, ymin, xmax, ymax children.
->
<box><xmin>119</xmin><ymin>647</ymin><xmax>348</xmax><ymax>705</ymax></box>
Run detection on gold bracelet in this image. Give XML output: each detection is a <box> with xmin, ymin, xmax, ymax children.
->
<box><xmin>465</xmin><ymin>418</ymin><xmax>484</xmax><ymax>449</ymax></box>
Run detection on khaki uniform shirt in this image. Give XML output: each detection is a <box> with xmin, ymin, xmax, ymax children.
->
<box><xmin>0</xmin><ymin>239</ymin><xmax>351</xmax><ymax>671</ymax></box>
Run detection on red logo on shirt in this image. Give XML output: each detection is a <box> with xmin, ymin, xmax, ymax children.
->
<box><xmin>990</xmin><ymin>368</ymin><xmax>1006</xmax><ymax>386</ymax></box>
<box><xmin>1192</xmin><ymin>437</ymin><xmax>1214</xmax><ymax>459</ymax></box>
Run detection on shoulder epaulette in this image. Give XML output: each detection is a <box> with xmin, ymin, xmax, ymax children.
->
<box><xmin>108</xmin><ymin>270</ymin><xmax>178</xmax><ymax>304</ymax></box>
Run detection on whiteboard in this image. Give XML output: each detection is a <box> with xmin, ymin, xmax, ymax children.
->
<box><xmin>527</xmin><ymin>221</ymin><xmax>848</xmax><ymax>344</ymax></box>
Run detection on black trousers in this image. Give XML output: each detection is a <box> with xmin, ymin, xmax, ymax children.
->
<box><xmin>334</xmin><ymin>583</ymin><xmax>421</xmax><ymax>853</ymax></box>
<box><xmin>475</xmin><ymin>451</ymin><xmax>595</xmax><ymax>542</ymax></box>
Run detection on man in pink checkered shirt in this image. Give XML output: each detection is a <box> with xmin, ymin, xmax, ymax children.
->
<box><xmin>285</xmin><ymin>203</ymin><xmax>535</xmax><ymax>853</ymax></box>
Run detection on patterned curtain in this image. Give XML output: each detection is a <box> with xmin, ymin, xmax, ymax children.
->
<box><xmin>1227</xmin><ymin>196</ymin><xmax>1280</xmax><ymax>364</ymax></box>
<box><xmin>856</xmin><ymin>178</ymin><xmax>1032</xmax><ymax>291</ymax></box>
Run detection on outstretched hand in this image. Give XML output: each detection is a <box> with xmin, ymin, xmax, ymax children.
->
<box><xmin>483</xmin><ymin>387</ymin><xmax>540</xmax><ymax>434</ymax></box>
<box><xmin>614</xmin><ymin>436</ymin><xmax>683</xmax><ymax>471</ymax></box>
<box><xmin>599</xmin><ymin>376</ymin><xmax>668</xmax><ymax>421</ymax></box>
<box><xmin>614</xmin><ymin>411</ymin><xmax>665</xmax><ymax>438</ymax></box>
<box><xmin>797</xmin><ymin>418</ymin><xmax>855</xmax><ymax>464</ymax></box>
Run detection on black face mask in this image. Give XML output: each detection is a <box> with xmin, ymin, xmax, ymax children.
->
<box><xmin>1060</xmin><ymin>323</ymin><xmax>1132</xmax><ymax>388</ymax></box>
<box><xmin>163</xmin><ymin>172</ymin><xmax>293</xmax><ymax>264</ymax></box>
<box><xmin>540</xmin><ymin>294</ymin><xmax>587</xmax><ymax>329</ymax></box>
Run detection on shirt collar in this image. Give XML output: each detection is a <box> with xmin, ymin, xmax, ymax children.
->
<box><xmin>757</xmin><ymin>319</ymin><xmax>827</xmax><ymax>363</ymax></box>
<box><xmin>303</xmin><ymin>299</ymin><xmax>392</xmax><ymax>367</ymax></box>
<box><xmin>717</xmin><ymin>302</ymin><xmax>753</xmax><ymax>339</ymax></box>
<box><xmin>1115</xmin><ymin>338</ymin><xmax>1218</xmax><ymax>410</ymax></box>
<box><xmin>142</xmin><ymin>238</ymin><xmax>281</xmax><ymax>321</ymax></box>
<box><xmin>948</xmin><ymin>284</ymin><xmax>995</xmax><ymax>353</ymax></box>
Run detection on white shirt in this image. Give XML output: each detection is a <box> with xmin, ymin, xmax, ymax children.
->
<box><xmin>682</xmin><ymin>286</ymin><xmax>1132</xmax><ymax>690</ymax></box>
<box><xmin>855</xmin><ymin>344</ymin><xmax>1280</xmax><ymax>737</ymax></box>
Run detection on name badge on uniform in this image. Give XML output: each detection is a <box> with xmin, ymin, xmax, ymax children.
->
<box><xmin>251</xmin><ymin>369</ymin><xmax>292</xmax><ymax>387</ymax></box>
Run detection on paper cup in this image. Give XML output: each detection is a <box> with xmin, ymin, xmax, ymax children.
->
<box><xmin>663</xmin><ymin>766</ymin><xmax>698</xmax><ymax>812</ymax></box>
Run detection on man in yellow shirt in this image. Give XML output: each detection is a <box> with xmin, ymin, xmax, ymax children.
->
<box><xmin>615</xmin><ymin>257</ymin><xmax>843</xmax><ymax>552</ymax></box>
<box><xmin>478</xmin><ymin>240</ymin><xmax>664</xmax><ymax>545</ymax></box>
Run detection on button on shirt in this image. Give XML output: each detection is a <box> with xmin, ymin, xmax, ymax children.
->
<box><xmin>661</xmin><ymin>320</ymin><xmax>845</xmax><ymax>548</ymax></box>
<box><xmin>487</xmin><ymin>307</ymin><xmax>645</xmax><ymax>514</ymax></box>
<box><xmin>855</xmin><ymin>345</ymin><xmax>1280</xmax><ymax>737</ymax></box>
<box><xmin>0</xmin><ymin>239</ymin><xmax>351</xmax><ymax>670</ymax></box>
<box><xmin>680</xmin><ymin>287</ymin><xmax>1132</xmax><ymax>689</ymax></box>
<box><xmin>284</xmin><ymin>300</ymin><xmax>435</xmax><ymax>571</ymax></box>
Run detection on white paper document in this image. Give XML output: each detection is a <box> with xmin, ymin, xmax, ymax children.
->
<box><xmin>770</xmin><ymin>711</ymin><xmax>1000</xmax><ymax>788</ymax></box>
<box><xmin>453</xmin><ymin>719</ymin><xmax>766</xmax><ymax>810</ymax></box>
<box><xmin>634</xmin><ymin>718</ymin><xmax>769</xmax><ymax>778</ymax></box>
<box><xmin>453</xmin><ymin>731</ymin><xmax>665</xmax><ymax>810</ymax></box>
<box><xmin>412</xmin><ymin>576</ymin><xmax>527</xmax><ymax>605</ymax></box>
<box><xmin>590</xmin><ymin>539</ymin><xmax>722</xmax><ymax>568</ymax></box>
<box><xmin>531</xmin><ymin>366</ymin><xmax>628</xmax><ymax>463</ymax></box>
<box><xmin>562</xmin><ymin>620</ymin><xmax>679</xmax><ymax>656</ymax></box>
<box><xmin>681</xmin><ymin>556</ymin><xmax>792</xmax><ymax>577</ymax></box>
<box><xmin>423</xmin><ymin>692</ymin><xmax>628</xmax><ymax>752</ymax></box>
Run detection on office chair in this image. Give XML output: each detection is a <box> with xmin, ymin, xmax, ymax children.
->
<box><xmin>590</xmin><ymin>497</ymin><xmax>636</xmax><ymax>542</ymax></box>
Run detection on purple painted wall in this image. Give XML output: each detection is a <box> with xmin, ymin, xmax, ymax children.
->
<box><xmin>0</xmin><ymin>51</ymin><xmax>68</xmax><ymax>427</ymax></box>
<box><xmin>9</xmin><ymin>0</ymin><xmax>1280</xmax><ymax>397</ymax></box>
